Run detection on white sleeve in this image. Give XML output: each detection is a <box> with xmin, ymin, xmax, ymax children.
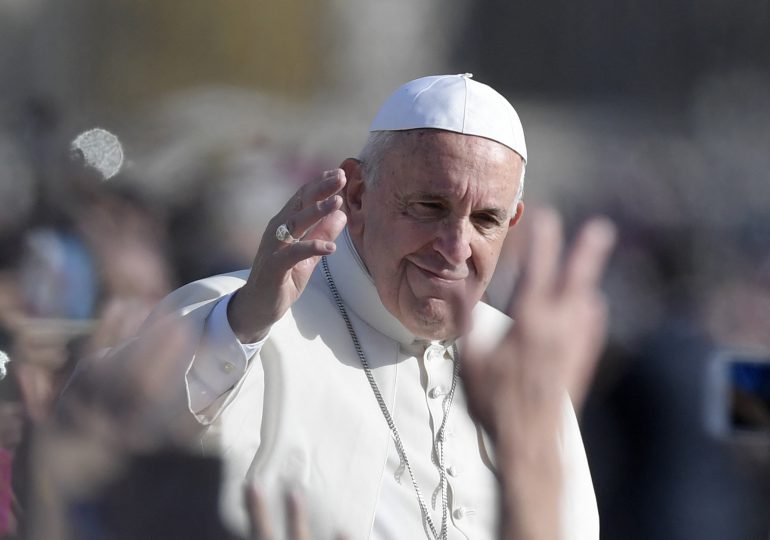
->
<box><xmin>185</xmin><ymin>292</ymin><xmax>267</xmax><ymax>413</ymax></box>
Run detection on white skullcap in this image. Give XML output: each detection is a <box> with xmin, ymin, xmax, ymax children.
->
<box><xmin>369</xmin><ymin>73</ymin><xmax>527</xmax><ymax>162</ymax></box>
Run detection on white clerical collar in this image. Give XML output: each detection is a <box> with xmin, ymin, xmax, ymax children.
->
<box><xmin>324</xmin><ymin>227</ymin><xmax>419</xmax><ymax>347</ymax></box>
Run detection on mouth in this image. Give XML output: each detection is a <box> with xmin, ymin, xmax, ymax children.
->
<box><xmin>407</xmin><ymin>260</ymin><xmax>467</xmax><ymax>285</ymax></box>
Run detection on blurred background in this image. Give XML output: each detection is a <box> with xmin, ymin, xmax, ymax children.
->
<box><xmin>0</xmin><ymin>0</ymin><xmax>769</xmax><ymax>538</ymax></box>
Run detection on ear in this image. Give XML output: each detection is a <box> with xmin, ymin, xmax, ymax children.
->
<box><xmin>508</xmin><ymin>201</ymin><xmax>524</xmax><ymax>229</ymax></box>
<box><xmin>340</xmin><ymin>157</ymin><xmax>366</xmax><ymax>234</ymax></box>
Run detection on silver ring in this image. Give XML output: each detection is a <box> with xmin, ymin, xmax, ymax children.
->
<box><xmin>275</xmin><ymin>223</ymin><xmax>299</xmax><ymax>244</ymax></box>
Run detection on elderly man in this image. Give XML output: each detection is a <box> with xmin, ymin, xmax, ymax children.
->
<box><xmin>134</xmin><ymin>74</ymin><xmax>607</xmax><ymax>540</ymax></box>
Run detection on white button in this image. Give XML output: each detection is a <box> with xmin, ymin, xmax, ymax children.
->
<box><xmin>425</xmin><ymin>344</ymin><xmax>444</xmax><ymax>362</ymax></box>
<box><xmin>222</xmin><ymin>361</ymin><xmax>235</xmax><ymax>373</ymax></box>
<box><xmin>447</xmin><ymin>465</ymin><xmax>460</xmax><ymax>477</ymax></box>
<box><xmin>429</xmin><ymin>386</ymin><xmax>444</xmax><ymax>399</ymax></box>
<box><xmin>453</xmin><ymin>507</ymin><xmax>467</xmax><ymax>520</ymax></box>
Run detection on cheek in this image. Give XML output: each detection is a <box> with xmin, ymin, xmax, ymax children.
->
<box><xmin>370</xmin><ymin>224</ymin><xmax>434</xmax><ymax>299</ymax></box>
<box><xmin>472</xmin><ymin>241</ymin><xmax>505</xmax><ymax>284</ymax></box>
<box><xmin>377</xmin><ymin>218</ymin><xmax>432</xmax><ymax>256</ymax></box>
<box><xmin>364</xmin><ymin>219</ymin><xmax>412</xmax><ymax>277</ymax></box>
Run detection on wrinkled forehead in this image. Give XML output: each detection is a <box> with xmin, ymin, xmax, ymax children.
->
<box><xmin>385</xmin><ymin>129</ymin><xmax>523</xmax><ymax>179</ymax></box>
<box><xmin>388</xmin><ymin>127</ymin><xmax>519</xmax><ymax>158</ymax></box>
<box><xmin>381</xmin><ymin>130</ymin><xmax>524</xmax><ymax>206</ymax></box>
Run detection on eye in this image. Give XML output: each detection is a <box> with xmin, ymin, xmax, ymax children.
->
<box><xmin>472</xmin><ymin>213</ymin><xmax>503</xmax><ymax>230</ymax></box>
<box><xmin>409</xmin><ymin>201</ymin><xmax>446</xmax><ymax>218</ymax></box>
<box><xmin>419</xmin><ymin>202</ymin><xmax>443</xmax><ymax>211</ymax></box>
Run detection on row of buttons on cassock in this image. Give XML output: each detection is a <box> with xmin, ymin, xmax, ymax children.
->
<box><xmin>423</xmin><ymin>343</ymin><xmax>474</xmax><ymax>523</ymax></box>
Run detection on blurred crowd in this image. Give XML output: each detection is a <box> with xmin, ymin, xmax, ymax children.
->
<box><xmin>0</xmin><ymin>95</ymin><xmax>318</xmax><ymax>538</ymax></box>
<box><xmin>0</xmin><ymin>71</ymin><xmax>769</xmax><ymax>538</ymax></box>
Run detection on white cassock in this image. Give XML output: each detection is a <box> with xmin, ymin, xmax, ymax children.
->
<box><xmin>131</xmin><ymin>228</ymin><xmax>599</xmax><ymax>540</ymax></box>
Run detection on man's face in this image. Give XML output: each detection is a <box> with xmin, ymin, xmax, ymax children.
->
<box><xmin>346</xmin><ymin>129</ymin><xmax>524</xmax><ymax>340</ymax></box>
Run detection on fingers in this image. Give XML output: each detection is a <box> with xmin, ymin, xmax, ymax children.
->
<box><xmin>514</xmin><ymin>210</ymin><xmax>616</xmax><ymax>307</ymax></box>
<box><xmin>286</xmin><ymin>490</ymin><xmax>311</xmax><ymax>540</ymax></box>
<box><xmin>561</xmin><ymin>217</ymin><xmax>616</xmax><ymax>294</ymax></box>
<box><xmin>285</xmin><ymin>195</ymin><xmax>344</xmax><ymax>241</ymax></box>
<box><xmin>516</xmin><ymin>209</ymin><xmax>563</xmax><ymax>303</ymax></box>
<box><xmin>305</xmin><ymin>208</ymin><xmax>348</xmax><ymax>248</ymax></box>
<box><xmin>298</xmin><ymin>169</ymin><xmax>346</xmax><ymax>210</ymax></box>
<box><xmin>244</xmin><ymin>486</ymin><xmax>309</xmax><ymax>540</ymax></box>
<box><xmin>245</xmin><ymin>485</ymin><xmax>274</xmax><ymax>540</ymax></box>
<box><xmin>564</xmin><ymin>294</ymin><xmax>608</xmax><ymax>411</ymax></box>
<box><xmin>275</xmin><ymin>211</ymin><xmax>348</xmax><ymax>269</ymax></box>
<box><xmin>447</xmin><ymin>281</ymin><xmax>475</xmax><ymax>338</ymax></box>
<box><xmin>132</xmin><ymin>321</ymin><xmax>191</xmax><ymax>402</ymax></box>
<box><xmin>89</xmin><ymin>297</ymin><xmax>153</xmax><ymax>352</ymax></box>
<box><xmin>458</xmin><ymin>342</ymin><xmax>491</xmax><ymax>430</ymax></box>
<box><xmin>280</xmin><ymin>169</ymin><xmax>346</xmax><ymax>234</ymax></box>
<box><xmin>265</xmin><ymin>170</ymin><xmax>349</xmax><ymax>271</ymax></box>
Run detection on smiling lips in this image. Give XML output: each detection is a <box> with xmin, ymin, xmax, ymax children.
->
<box><xmin>408</xmin><ymin>260</ymin><xmax>468</xmax><ymax>284</ymax></box>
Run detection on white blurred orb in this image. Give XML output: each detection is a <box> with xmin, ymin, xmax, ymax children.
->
<box><xmin>0</xmin><ymin>350</ymin><xmax>9</xmax><ymax>380</ymax></box>
<box><xmin>71</xmin><ymin>128</ymin><xmax>124</xmax><ymax>180</ymax></box>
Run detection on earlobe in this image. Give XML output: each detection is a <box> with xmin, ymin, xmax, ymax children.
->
<box><xmin>509</xmin><ymin>201</ymin><xmax>525</xmax><ymax>228</ymax></box>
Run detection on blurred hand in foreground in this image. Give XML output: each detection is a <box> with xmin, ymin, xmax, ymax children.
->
<box><xmin>245</xmin><ymin>486</ymin><xmax>349</xmax><ymax>540</ymax></box>
<box><xmin>28</xmin><ymin>301</ymin><xmax>200</xmax><ymax>540</ymax></box>
<box><xmin>58</xmin><ymin>304</ymin><xmax>198</xmax><ymax>455</ymax></box>
<box><xmin>88</xmin><ymin>297</ymin><xmax>155</xmax><ymax>354</ymax></box>
<box><xmin>462</xmin><ymin>209</ymin><xmax>616</xmax><ymax>540</ymax></box>
<box><xmin>77</xmin><ymin>193</ymin><xmax>173</xmax><ymax>302</ymax></box>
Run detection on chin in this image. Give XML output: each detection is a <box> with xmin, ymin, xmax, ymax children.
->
<box><xmin>406</xmin><ymin>299</ymin><xmax>459</xmax><ymax>341</ymax></box>
<box><xmin>409</xmin><ymin>322</ymin><xmax>455</xmax><ymax>342</ymax></box>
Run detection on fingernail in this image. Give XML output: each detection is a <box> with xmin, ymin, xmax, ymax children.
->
<box><xmin>323</xmin><ymin>196</ymin><xmax>338</xmax><ymax>209</ymax></box>
<box><xmin>327</xmin><ymin>195</ymin><xmax>343</xmax><ymax>209</ymax></box>
<box><xmin>324</xmin><ymin>242</ymin><xmax>336</xmax><ymax>252</ymax></box>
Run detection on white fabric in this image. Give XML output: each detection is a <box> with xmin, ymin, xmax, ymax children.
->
<box><xmin>369</xmin><ymin>74</ymin><xmax>528</xmax><ymax>162</ymax></box>
<box><xmin>372</xmin><ymin>340</ymin><xmax>497</xmax><ymax>540</ymax></box>
<box><xmin>131</xmin><ymin>228</ymin><xmax>598</xmax><ymax>539</ymax></box>
<box><xmin>186</xmin><ymin>293</ymin><xmax>265</xmax><ymax>413</ymax></box>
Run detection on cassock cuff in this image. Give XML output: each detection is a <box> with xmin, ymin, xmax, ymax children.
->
<box><xmin>185</xmin><ymin>293</ymin><xmax>267</xmax><ymax>414</ymax></box>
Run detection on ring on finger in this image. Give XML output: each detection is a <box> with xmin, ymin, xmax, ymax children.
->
<box><xmin>275</xmin><ymin>223</ymin><xmax>300</xmax><ymax>244</ymax></box>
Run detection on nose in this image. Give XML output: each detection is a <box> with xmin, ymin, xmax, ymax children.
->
<box><xmin>433</xmin><ymin>218</ymin><xmax>472</xmax><ymax>266</ymax></box>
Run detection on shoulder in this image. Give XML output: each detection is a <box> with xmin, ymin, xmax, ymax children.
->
<box><xmin>141</xmin><ymin>269</ymin><xmax>251</xmax><ymax>327</ymax></box>
<box><xmin>469</xmin><ymin>301</ymin><xmax>512</xmax><ymax>349</ymax></box>
<box><xmin>473</xmin><ymin>300</ymin><xmax>509</xmax><ymax>323</ymax></box>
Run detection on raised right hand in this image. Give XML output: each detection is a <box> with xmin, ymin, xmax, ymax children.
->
<box><xmin>228</xmin><ymin>169</ymin><xmax>348</xmax><ymax>343</ymax></box>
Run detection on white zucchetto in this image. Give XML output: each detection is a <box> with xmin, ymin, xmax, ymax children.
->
<box><xmin>369</xmin><ymin>73</ymin><xmax>527</xmax><ymax>162</ymax></box>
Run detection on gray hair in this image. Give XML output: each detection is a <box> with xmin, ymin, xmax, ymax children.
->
<box><xmin>358</xmin><ymin>130</ymin><xmax>401</xmax><ymax>187</ymax></box>
<box><xmin>513</xmin><ymin>165</ymin><xmax>526</xmax><ymax>214</ymax></box>
<box><xmin>358</xmin><ymin>130</ymin><xmax>526</xmax><ymax>216</ymax></box>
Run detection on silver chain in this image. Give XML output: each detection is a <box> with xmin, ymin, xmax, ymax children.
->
<box><xmin>322</xmin><ymin>256</ymin><xmax>459</xmax><ymax>540</ymax></box>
